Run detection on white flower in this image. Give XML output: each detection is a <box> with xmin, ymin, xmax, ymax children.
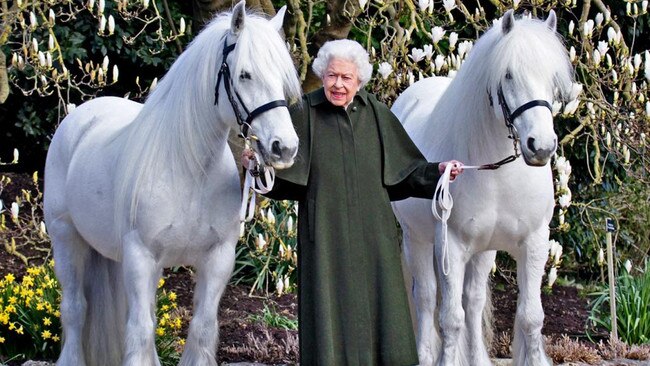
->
<box><xmin>48</xmin><ymin>34</ymin><xmax>55</xmax><ymax>50</ymax></box>
<box><xmin>559</xmin><ymin>212</ymin><xmax>565</xmax><ymax>226</ymax></box>
<box><xmin>38</xmin><ymin>51</ymin><xmax>46</xmax><ymax>67</ymax></box>
<box><xmin>634</xmin><ymin>53</ymin><xmax>642</xmax><ymax>71</ymax></box>
<box><xmin>32</xmin><ymin>38</ymin><xmax>39</xmax><ymax>54</ymax></box>
<box><xmin>377</xmin><ymin>62</ymin><xmax>393</xmax><ymax>80</ymax></box>
<box><xmin>553</xmin><ymin>244</ymin><xmax>563</xmax><ymax>265</ymax></box>
<box><xmin>606</xmin><ymin>54</ymin><xmax>613</xmax><ymax>68</ymax></box>
<box><xmin>431</xmin><ymin>27</ymin><xmax>445</xmax><ymax>44</ymax></box>
<box><xmin>607</xmin><ymin>27</ymin><xmax>617</xmax><ymax>43</ymax></box>
<box><xmin>98</xmin><ymin>0</ymin><xmax>105</xmax><ymax>15</ymax></box>
<box><xmin>409</xmin><ymin>48</ymin><xmax>426</xmax><ymax>62</ymax></box>
<box><xmin>595</xmin><ymin>13</ymin><xmax>604</xmax><ymax>27</ymax></box>
<box><xmin>359</xmin><ymin>0</ymin><xmax>369</xmax><ymax>9</ymax></box>
<box><xmin>417</xmin><ymin>0</ymin><xmax>429</xmax><ymax>11</ymax></box>
<box><xmin>598</xmin><ymin>248</ymin><xmax>605</xmax><ymax>266</ymax></box>
<box><xmin>569</xmin><ymin>46</ymin><xmax>576</xmax><ymax>62</ymax></box>
<box><xmin>46</xmin><ymin>52</ymin><xmax>52</xmax><ymax>68</ymax></box>
<box><xmin>547</xmin><ymin>267</ymin><xmax>558</xmax><ymax>287</ymax></box>
<box><xmin>555</xmin><ymin>156</ymin><xmax>568</xmax><ymax>172</ymax></box>
<box><xmin>563</xmin><ymin>99</ymin><xmax>580</xmax><ymax>115</ymax></box>
<box><xmin>568</xmin><ymin>20</ymin><xmax>574</xmax><ymax>36</ymax></box>
<box><xmin>457</xmin><ymin>40</ymin><xmax>473</xmax><ymax>58</ymax></box>
<box><xmin>593</xmin><ymin>50</ymin><xmax>601</xmax><ymax>65</ymax></box>
<box><xmin>612</xmin><ymin>69</ymin><xmax>618</xmax><ymax>83</ymax></box>
<box><xmin>549</xmin><ymin>239</ymin><xmax>560</xmax><ymax>260</ymax></box>
<box><xmin>643</xmin><ymin>0</ymin><xmax>648</xmax><ymax>13</ymax></box>
<box><xmin>49</xmin><ymin>9</ymin><xmax>56</xmax><ymax>24</ymax></box>
<box><xmin>646</xmin><ymin>101</ymin><xmax>650</xmax><ymax>117</ymax></box>
<box><xmin>434</xmin><ymin>55</ymin><xmax>445</xmax><ymax>72</ymax></box>
<box><xmin>99</xmin><ymin>15</ymin><xmax>107</xmax><ymax>33</ymax></box>
<box><xmin>179</xmin><ymin>17</ymin><xmax>186</xmax><ymax>34</ymax></box>
<box><xmin>29</xmin><ymin>11</ymin><xmax>38</xmax><ymax>28</ymax></box>
<box><xmin>491</xmin><ymin>261</ymin><xmax>497</xmax><ymax>274</ymax></box>
<box><xmin>239</xmin><ymin>222</ymin><xmax>245</xmax><ymax>238</ymax></box>
<box><xmin>558</xmin><ymin>193</ymin><xmax>571</xmax><ymax>208</ymax></box>
<box><xmin>583</xmin><ymin>19</ymin><xmax>594</xmax><ymax>37</ymax></box>
<box><xmin>449</xmin><ymin>32</ymin><xmax>458</xmax><ymax>49</ymax></box>
<box><xmin>605</xmin><ymin>131</ymin><xmax>612</xmax><ymax>147</ymax></box>
<box><xmin>558</xmin><ymin>173</ymin><xmax>569</xmax><ymax>190</ymax></box>
<box><xmin>39</xmin><ymin>221</ymin><xmax>48</xmax><ymax>237</ymax></box>
<box><xmin>108</xmin><ymin>15</ymin><xmax>115</xmax><ymax>35</ymax></box>
<box><xmin>102</xmin><ymin>55</ymin><xmax>109</xmax><ymax>71</ymax></box>
<box><xmin>10</xmin><ymin>202</ymin><xmax>19</xmax><ymax>220</ymax></box>
<box><xmin>267</xmin><ymin>209</ymin><xmax>276</xmax><ymax>225</ymax></box>
<box><xmin>284</xmin><ymin>276</ymin><xmax>290</xmax><ymax>292</ymax></box>
<box><xmin>442</xmin><ymin>0</ymin><xmax>456</xmax><ymax>12</ymax></box>
<box><xmin>276</xmin><ymin>277</ymin><xmax>284</xmax><ymax>295</ymax></box>
<box><xmin>256</xmin><ymin>233</ymin><xmax>267</xmax><ymax>251</ymax></box>
<box><xmin>597</xmin><ymin>41</ymin><xmax>609</xmax><ymax>57</ymax></box>
<box><xmin>552</xmin><ymin>101</ymin><xmax>562</xmax><ymax>115</ymax></box>
<box><xmin>142</xmin><ymin>0</ymin><xmax>149</xmax><ymax>9</ymax></box>
<box><xmin>287</xmin><ymin>215</ymin><xmax>294</xmax><ymax>233</ymax></box>
<box><xmin>624</xmin><ymin>259</ymin><xmax>632</xmax><ymax>273</ymax></box>
<box><xmin>108</xmin><ymin>65</ymin><xmax>118</xmax><ymax>84</ymax></box>
<box><xmin>12</xmin><ymin>148</ymin><xmax>19</xmax><ymax>163</ymax></box>
<box><xmin>150</xmin><ymin>77</ymin><xmax>158</xmax><ymax>91</ymax></box>
<box><xmin>423</xmin><ymin>44</ymin><xmax>433</xmax><ymax>60</ymax></box>
<box><xmin>88</xmin><ymin>0</ymin><xmax>95</xmax><ymax>10</ymax></box>
<box><xmin>570</xmin><ymin>83</ymin><xmax>583</xmax><ymax>100</ymax></box>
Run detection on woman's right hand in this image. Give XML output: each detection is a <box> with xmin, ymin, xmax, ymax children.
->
<box><xmin>241</xmin><ymin>148</ymin><xmax>256</xmax><ymax>169</ymax></box>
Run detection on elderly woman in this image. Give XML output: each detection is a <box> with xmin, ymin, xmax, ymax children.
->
<box><xmin>243</xmin><ymin>39</ymin><xmax>463</xmax><ymax>365</ymax></box>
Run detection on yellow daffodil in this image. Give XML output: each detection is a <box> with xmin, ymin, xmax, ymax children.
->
<box><xmin>42</xmin><ymin>330</ymin><xmax>52</xmax><ymax>339</ymax></box>
<box><xmin>4</xmin><ymin>274</ymin><xmax>15</xmax><ymax>283</ymax></box>
<box><xmin>156</xmin><ymin>327</ymin><xmax>165</xmax><ymax>336</ymax></box>
<box><xmin>168</xmin><ymin>292</ymin><xmax>177</xmax><ymax>301</ymax></box>
<box><xmin>52</xmin><ymin>335</ymin><xmax>60</xmax><ymax>342</ymax></box>
<box><xmin>43</xmin><ymin>317</ymin><xmax>52</xmax><ymax>326</ymax></box>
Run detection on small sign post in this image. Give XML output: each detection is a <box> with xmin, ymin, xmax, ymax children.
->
<box><xmin>606</xmin><ymin>218</ymin><xmax>618</xmax><ymax>341</ymax></box>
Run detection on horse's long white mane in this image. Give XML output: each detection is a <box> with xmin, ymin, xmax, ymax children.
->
<box><xmin>421</xmin><ymin>15</ymin><xmax>573</xmax><ymax>162</ymax></box>
<box><xmin>113</xmin><ymin>9</ymin><xmax>301</xmax><ymax>233</ymax></box>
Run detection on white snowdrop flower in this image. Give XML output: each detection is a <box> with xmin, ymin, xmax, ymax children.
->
<box><xmin>563</xmin><ymin>99</ymin><xmax>580</xmax><ymax>115</ymax></box>
<box><xmin>38</xmin><ymin>51</ymin><xmax>46</xmax><ymax>67</ymax></box>
<box><xmin>10</xmin><ymin>202</ymin><xmax>19</xmax><ymax>220</ymax></box>
<box><xmin>108</xmin><ymin>15</ymin><xmax>115</xmax><ymax>35</ymax></box>
<box><xmin>434</xmin><ymin>55</ymin><xmax>445</xmax><ymax>72</ymax></box>
<box><xmin>150</xmin><ymin>77</ymin><xmax>158</xmax><ymax>91</ymax></box>
<box><xmin>423</xmin><ymin>44</ymin><xmax>433</xmax><ymax>60</ymax></box>
<box><xmin>551</xmin><ymin>101</ymin><xmax>562</xmax><ymax>115</ymax></box>
<box><xmin>449</xmin><ymin>32</ymin><xmax>458</xmax><ymax>49</ymax></box>
<box><xmin>595</xmin><ymin>13</ymin><xmax>603</xmax><ymax>27</ymax></box>
<box><xmin>39</xmin><ymin>221</ymin><xmax>47</xmax><ymax>236</ymax></box>
<box><xmin>569</xmin><ymin>46</ymin><xmax>576</xmax><ymax>62</ymax></box>
<box><xmin>442</xmin><ymin>0</ymin><xmax>455</xmax><ymax>12</ymax></box>
<box><xmin>112</xmin><ymin>65</ymin><xmax>119</xmax><ymax>83</ymax></box>
<box><xmin>276</xmin><ymin>277</ymin><xmax>284</xmax><ymax>295</ymax></box>
<box><xmin>66</xmin><ymin>103</ymin><xmax>76</xmax><ymax>113</ymax></box>
<box><xmin>256</xmin><ymin>233</ymin><xmax>267</xmax><ymax>251</ymax></box>
<box><xmin>549</xmin><ymin>239</ymin><xmax>560</xmax><ymax>259</ymax></box>
<box><xmin>12</xmin><ymin>148</ymin><xmax>19</xmax><ymax>163</ymax></box>
<box><xmin>634</xmin><ymin>53</ymin><xmax>642</xmax><ymax>71</ymax></box>
<box><xmin>597</xmin><ymin>41</ymin><xmax>609</xmax><ymax>57</ymax></box>
<box><xmin>598</xmin><ymin>248</ymin><xmax>605</xmax><ymax>266</ymax></box>
<box><xmin>458</xmin><ymin>41</ymin><xmax>473</xmax><ymax>58</ymax></box>
<box><xmin>612</xmin><ymin>70</ymin><xmax>618</xmax><ymax>83</ymax></box>
<box><xmin>99</xmin><ymin>15</ymin><xmax>107</xmax><ymax>33</ymax></box>
<box><xmin>48</xmin><ymin>34</ymin><xmax>55</xmax><ymax>50</ymax></box>
<box><xmin>102</xmin><ymin>55</ymin><xmax>109</xmax><ymax>71</ymax></box>
<box><xmin>558</xmin><ymin>193</ymin><xmax>571</xmax><ymax>208</ymax></box>
<box><xmin>98</xmin><ymin>0</ymin><xmax>105</xmax><ymax>15</ymax></box>
<box><xmin>179</xmin><ymin>17</ymin><xmax>186</xmax><ymax>34</ymax></box>
<box><xmin>239</xmin><ymin>222</ymin><xmax>245</xmax><ymax>238</ymax></box>
<box><xmin>431</xmin><ymin>27</ymin><xmax>445</xmax><ymax>44</ymax></box>
<box><xmin>570</xmin><ymin>83</ymin><xmax>583</xmax><ymax>100</ymax></box>
<box><xmin>593</xmin><ymin>50</ymin><xmax>601</xmax><ymax>66</ymax></box>
<box><xmin>267</xmin><ymin>209</ymin><xmax>275</xmax><ymax>225</ymax></box>
<box><xmin>32</xmin><ymin>38</ymin><xmax>39</xmax><ymax>54</ymax></box>
<box><xmin>547</xmin><ymin>267</ymin><xmax>558</xmax><ymax>287</ymax></box>
<box><xmin>553</xmin><ymin>244</ymin><xmax>563</xmax><ymax>265</ymax></box>
<box><xmin>409</xmin><ymin>48</ymin><xmax>426</xmax><ymax>62</ymax></box>
<box><xmin>568</xmin><ymin>20</ymin><xmax>574</xmax><ymax>36</ymax></box>
<box><xmin>29</xmin><ymin>11</ymin><xmax>38</xmax><ymax>29</ymax></box>
<box><xmin>287</xmin><ymin>215</ymin><xmax>294</xmax><ymax>233</ymax></box>
<box><xmin>417</xmin><ymin>0</ymin><xmax>429</xmax><ymax>12</ymax></box>
<box><xmin>49</xmin><ymin>9</ymin><xmax>56</xmax><ymax>24</ymax></box>
<box><xmin>624</xmin><ymin>259</ymin><xmax>632</xmax><ymax>273</ymax></box>
<box><xmin>606</xmin><ymin>54</ymin><xmax>613</xmax><ymax>68</ymax></box>
<box><xmin>607</xmin><ymin>27</ymin><xmax>617</xmax><ymax>43</ymax></box>
<box><xmin>377</xmin><ymin>62</ymin><xmax>392</xmax><ymax>80</ymax></box>
<box><xmin>583</xmin><ymin>20</ymin><xmax>594</xmax><ymax>37</ymax></box>
<box><xmin>46</xmin><ymin>52</ymin><xmax>52</xmax><ymax>68</ymax></box>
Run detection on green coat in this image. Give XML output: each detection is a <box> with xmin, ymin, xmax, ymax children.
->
<box><xmin>266</xmin><ymin>88</ymin><xmax>440</xmax><ymax>366</ymax></box>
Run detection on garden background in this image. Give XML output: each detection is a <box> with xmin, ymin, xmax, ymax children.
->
<box><xmin>0</xmin><ymin>0</ymin><xmax>649</xmax><ymax>364</ymax></box>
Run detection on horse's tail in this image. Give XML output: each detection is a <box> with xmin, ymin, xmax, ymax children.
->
<box><xmin>82</xmin><ymin>247</ymin><xmax>127</xmax><ymax>366</ymax></box>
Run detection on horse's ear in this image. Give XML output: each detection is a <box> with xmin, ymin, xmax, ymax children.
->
<box><xmin>231</xmin><ymin>0</ymin><xmax>246</xmax><ymax>35</ymax></box>
<box><xmin>502</xmin><ymin>9</ymin><xmax>515</xmax><ymax>34</ymax></box>
<box><xmin>546</xmin><ymin>10</ymin><xmax>557</xmax><ymax>32</ymax></box>
<box><xmin>270</xmin><ymin>5</ymin><xmax>287</xmax><ymax>33</ymax></box>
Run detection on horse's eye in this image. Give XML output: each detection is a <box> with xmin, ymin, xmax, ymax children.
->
<box><xmin>240</xmin><ymin>71</ymin><xmax>251</xmax><ymax>80</ymax></box>
<box><xmin>505</xmin><ymin>71</ymin><xmax>513</xmax><ymax>80</ymax></box>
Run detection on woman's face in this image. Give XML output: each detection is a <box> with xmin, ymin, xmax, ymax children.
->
<box><xmin>322</xmin><ymin>58</ymin><xmax>361</xmax><ymax>108</ymax></box>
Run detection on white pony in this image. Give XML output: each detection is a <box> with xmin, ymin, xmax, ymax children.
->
<box><xmin>43</xmin><ymin>2</ymin><xmax>301</xmax><ymax>365</ymax></box>
<box><xmin>391</xmin><ymin>10</ymin><xmax>573</xmax><ymax>366</ymax></box>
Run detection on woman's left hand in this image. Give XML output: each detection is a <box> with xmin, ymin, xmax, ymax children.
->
<box><xmin>439</xmin><ymin>160</ymin><xmax>464</xmax><ymax>181</ymax></box>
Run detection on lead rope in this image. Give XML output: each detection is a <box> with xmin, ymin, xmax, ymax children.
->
<box><xmin>431</xmin><ymin>156</ymin><xmax>518</xmax><ymax>276</ymax></box>
<box><xmin>239</xmin><ymin>141</ymin><xmax>275</xmax><ymax>222</ymax></box>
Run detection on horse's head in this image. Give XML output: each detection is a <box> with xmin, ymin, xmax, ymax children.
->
<box><xmin>216</xmin><ymin>1</ymin><xmax>301</xmax><ymax>169</ymax></box>
<box><xmin>486</xmin><ymin>10</ymin><xmax>573</xmax><ymax>166</ymax></box>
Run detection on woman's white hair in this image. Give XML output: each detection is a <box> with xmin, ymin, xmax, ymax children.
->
<box><xmin>312</xmin><ymin>39</ymin><xmax>373</xmax><ymax>88</ymax></box>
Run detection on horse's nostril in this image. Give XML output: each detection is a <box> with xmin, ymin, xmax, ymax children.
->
<box><xmin>271</xmin><ymin>140</ymin><xmax>282</xmax><ymax>157</ymax></box>
<box><xmin>527</xmin><ymin>137</ymin><xmax>536</xmax><ymax>152</ymax></box>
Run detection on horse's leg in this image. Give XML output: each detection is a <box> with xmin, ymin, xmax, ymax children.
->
<box><xmin>462</xmin><ymin>251</ymin><xmax>497</xmax><ymax>366</ymax></box>
<box><xmin>179</xmin><ymin>239</ymin><xmax>236</xmax><ymax>366</ymax></box>
<box><xmin>50</xmin><ymin>216</ymin><xmax>90</xmax><ymax>366</ymax></box>
<box><xmin>122</xmin><ymin>231</ymin><xmax>162</xmax><ymax>366</ymax></box>
<box><xmin>435</xmin><ymin>232</ymin><xmax>467</xmax><ymax>366</ymax></box>
<box><xmin>403</xmin><ymin>224</ymin><xmax>439</xmax><ymax>366</ymax></box>
<box><xmin>512</xmin><ymin>235</ymin><xmax>552</xmax><ymax>366</ymax></box>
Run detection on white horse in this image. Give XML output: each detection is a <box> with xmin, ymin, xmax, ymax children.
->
<box><xmin>391</xmin><ymin>10</ymin><xmax>573</xmax><ymax>366</ymax></box>
<box><xmin>43</xmin><ymin>2</ymin><xmax>301</xmax><ymax>365</ymax></box>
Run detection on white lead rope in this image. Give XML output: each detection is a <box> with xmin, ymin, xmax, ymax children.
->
<box><xmin>431</xmin><ymin>163</ymin><xmax>482</xmax><ymax>276</ymax></box>
<box><xmin>239</xmin><ymin>152</ymin><xmax>275</xmax><ymax>222</ymax></box>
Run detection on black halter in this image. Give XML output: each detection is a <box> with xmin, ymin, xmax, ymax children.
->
<box><xmin>214</xmin><ymin>40</ymin><xmax>288</xmax><ymax>138</ymax></box>
<box><xmin>486</xmin><ymin>83</ymin><xmax>553</xmax><ymax>166</ymax></box>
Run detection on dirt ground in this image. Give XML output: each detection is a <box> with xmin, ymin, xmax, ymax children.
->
<box><xmin>1</xmin><ymin>172</ymin><xmax>647</xmax><ymax>365</ymax></box>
